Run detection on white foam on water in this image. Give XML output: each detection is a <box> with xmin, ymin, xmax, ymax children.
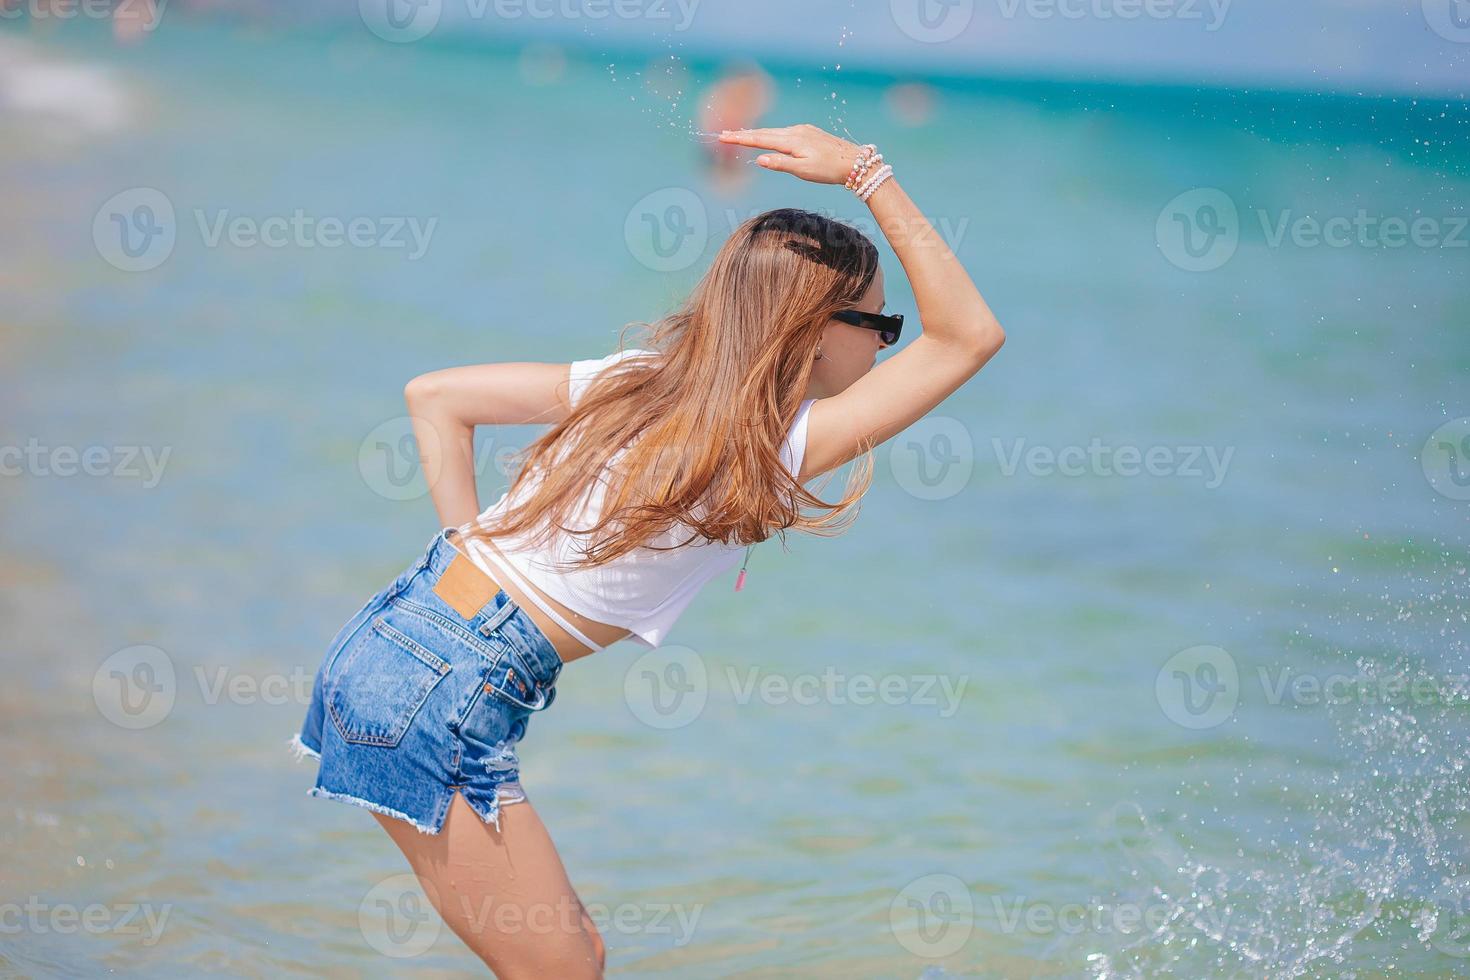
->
<box><xmin>1077</xmin><ymin>550</ymin><xmax>1470</xmax><ymax>977</ymax></box>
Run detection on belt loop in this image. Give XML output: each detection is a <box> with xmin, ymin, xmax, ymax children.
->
<box><xmin>479</xmin><ymin>596</ymin><xmax>518</xmax><ymax>636</ymax></box>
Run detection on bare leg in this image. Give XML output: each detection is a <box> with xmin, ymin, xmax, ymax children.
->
<box><xmin>372</xmin><ymin>789</ymin><xmax>605</xmax><ymax>978</ymax></box>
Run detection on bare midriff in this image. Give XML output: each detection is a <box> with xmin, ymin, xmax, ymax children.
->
<box><xmin>474</xmin><ymin>534</ymin><xmax>632</xmax><ymax>665</ymax></box>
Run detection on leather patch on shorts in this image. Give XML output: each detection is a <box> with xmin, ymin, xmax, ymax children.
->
<box><xmin>432</xmin><ymin>553</ymin><xmax>498</xmax><ymax>620</ymax></box>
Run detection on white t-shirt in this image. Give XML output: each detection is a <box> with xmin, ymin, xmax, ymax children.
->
<box><xmin>458</xmin><ymin>348</ymin><xmax>817</xmax><ymax>650</ymax></box>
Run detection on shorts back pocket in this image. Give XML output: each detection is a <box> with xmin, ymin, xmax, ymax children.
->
<box><xmin>327</xmin><ymin>617</ymin><xmax>452</xmax><ymax>747</ymax></box>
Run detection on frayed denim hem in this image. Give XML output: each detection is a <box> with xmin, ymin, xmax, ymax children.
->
<box><xmin>306</xmin><ymin>786</ymin><xmax>443</xmax><ymax>836</ymax></box>
<box><xmin>459</xmin><ymin>785</ymin><xmax>521</xmax><ymax>834</ymax></box>
<box><xmin>286</xmin><ymin>733</ymin><xmax>321</xmax><ymax>762</ymax></box>
<box><xmin>471</xmin><ymin>784</ymin><xmax>530</xmax><ymax>834</ymax></box>
<box><xmin>289</xmin><ymin>726</ymin><xmax>529</xmax><ymax>834</ymax></box>
<box><xmin>302</xmin><ymin>781</ymin><xmax>528</xmax><ymax>835</ymax></box>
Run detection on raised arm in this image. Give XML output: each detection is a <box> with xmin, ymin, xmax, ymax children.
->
<box><xmin>402</xmin><ymin>361</ymin><xmax>574</xmax><ymax>528</ymax></box>
<box><xmin>717</xmin><ymin>124</ymin><xmax>1006</xmax><ymax>481</ymax></box>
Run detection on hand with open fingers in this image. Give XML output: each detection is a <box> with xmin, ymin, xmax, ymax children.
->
<box><xmin>716</xmin><ymin>123</ymin><xmax>865</xmax><ymax>185</ymax></box>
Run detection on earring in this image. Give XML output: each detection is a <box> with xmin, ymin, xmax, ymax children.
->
<box><xmin>815</xmin><ymin>345</ymin><xmax>824</xmax><ymax>361</ymax></box>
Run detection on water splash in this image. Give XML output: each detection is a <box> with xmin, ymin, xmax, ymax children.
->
<box><xmin>1073</xmin><ymin>547</ymin><xmax>1470</xmax><ymax>976</ymax></box>
<box><xmin>599</xmin><ymin>36</ymin><xmax>718</xmax><ymax>147</ymax></box>
<box><xmin>597</xmin><ymin>15</ymin><xmax>861</xmax><ymax>148</ymax></box>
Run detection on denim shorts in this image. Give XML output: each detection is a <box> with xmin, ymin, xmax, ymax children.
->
<box><xmin>288</xmin><ymin>527</ymin><xmax>565</xmax><ymax>834</ymax></box>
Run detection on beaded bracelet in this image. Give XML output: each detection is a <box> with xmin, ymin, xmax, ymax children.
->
<box><xmin>858</xmin><ymin>151</ymin><xmax>882</xmax><ymax>183</ymax></box>
<box><xmin>844</xmin><ymin>144</ymin><xmax>877</xmax><ymax>191</ymax></box>
<box><xmin>844</xmin><ymin>144</ymin><xmax>876</xmax><ymax>189</ymax></box>
<box><xmin>856</xmin><ymin>152</ymin><xmax>883</xmax><ymax>185</ymax></box>
<box><xmin>860</xmin><ymin>164</ymin><xmax>894</xmax><ymax>201</ymax></box>
<box><xmin>857</xmin><ymin>163</ymin><xmax>894</xmax><ymax>202</ymax></box>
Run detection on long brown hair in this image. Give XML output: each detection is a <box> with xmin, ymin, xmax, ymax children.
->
<box><xmin>461</xmin><ymin>207</ymin><xmax>878</xmax><ymax>569</ymax></box>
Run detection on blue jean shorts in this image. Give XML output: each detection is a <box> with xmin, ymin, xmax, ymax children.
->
<box><xmin>288</xmin><ymin>528</ymin><xmax>565</xmax><ymax>834</ymax></box>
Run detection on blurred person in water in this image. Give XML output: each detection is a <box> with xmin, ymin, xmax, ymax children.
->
<box><xmin>697</xmin><ymin>61</ymin><xmax>774</xmax><ymax>191</ymax></box>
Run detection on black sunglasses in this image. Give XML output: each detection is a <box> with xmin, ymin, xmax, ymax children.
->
<box><xmin>831</xmin><ymin>309</ymin><xmax>904</xmax><ymax>347</ymax></box>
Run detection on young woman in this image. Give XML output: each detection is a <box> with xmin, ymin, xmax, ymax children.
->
<box><xmin>289</xmin><ymin>123</ymin><xmax>1005</xmax><ymax>977</ymax></box>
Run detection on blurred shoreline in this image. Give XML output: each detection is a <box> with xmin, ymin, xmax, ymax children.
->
<box><xmin>5</xmin><ymin>0</ymin><xmax>1470</xmax><ymax>104</ymax></box>
<box><xmin>4</xmin><ymin>21</ymin><xmax>1466</xmax><ymax>181</ymax></box>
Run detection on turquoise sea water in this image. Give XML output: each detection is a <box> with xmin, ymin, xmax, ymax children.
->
<box><xmin>2</xmin><ymin>20</ymin><xmax>1468</xmax><ymax>978</ymax></box>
